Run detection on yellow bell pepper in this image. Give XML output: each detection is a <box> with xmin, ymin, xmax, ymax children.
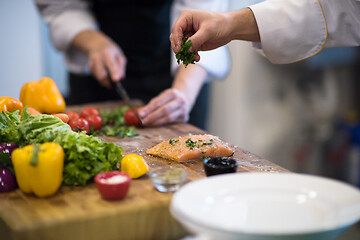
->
<box><xmin>20</xmin><ymin>77</ymin><xmax>66</xmax><ymax>114</ymax></box>
<box><xmin>0</xmin><ymin>96</ymin><xmax>23</xmax><ymax>113</ymax></box>
<box><xmin>121</xmin><ymin>154</ymin><xmax>149</xmax><ymax>179</ymax></box>
<box><xmin>12</xmin><ymin>142</ymin><xmax>64</xmax><ymax>197</ymax></box>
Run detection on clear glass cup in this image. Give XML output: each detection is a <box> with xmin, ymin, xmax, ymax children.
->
<box><xmin>149</xmin><ymin>167</ymin><xmax>187</xmax><ymax>193</ymax></box>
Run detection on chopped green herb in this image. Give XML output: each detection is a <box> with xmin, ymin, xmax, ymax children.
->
<box><xmin>185</xmin><ymin>138</ymin><xmax>197</xmax><ymax>148</ymax></box>
<box><xmin>202</xmin><ymin>142</ymin><xmax>213</xmax><ymax>146</ymax></box>
<box><xmin>169</xmin><ymin>139</ymin><xmax>176</xmax><ymax>146</ymax></box>
<box><xmin>97</xmin><ymin>106</ymin><xmax>139</xmax><ymax>139</ymax></box>
<box><xmin>176</xmin><ymin>37</ymin><xmax>196</xmax><ymax>67</ymax></box>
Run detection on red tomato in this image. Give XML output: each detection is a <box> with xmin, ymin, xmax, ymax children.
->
<box><xmin>79</xmin><ymin>107</ymin><xmax>100</xmax><ymax>119</ymax></box>
<box><xmin>68</xmin><ymin>118</ymin><xmax>90</xmax><ymax>134</ymax></box>
<box><xmin>66</xmin><ymin>111</ymin><xmax>80</xmax><ymax>122</ymax></box>
<box><xmin>85</xmin><ymin>115</ymin><xmax>103</xmax><ymax>131</ymax></box>
<box><xmin>124</xmin><ymin>108</ymin><xmax>142</xmax><ymax>127</ymax></box>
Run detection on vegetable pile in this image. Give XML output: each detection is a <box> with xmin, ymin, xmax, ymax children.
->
<box><xmin>176</xmin><ymin>37</ymin><xmax>196</xmax><ymax>68</ymax></box>
<box><xmin>0</xmin><ymin>107</ymin><xmax>123</xmax><ymax>186</ymax></box>
<box><xmin>97</xmin><ymin>106</ymin><xmax>139</xmax><ymax>138</ymax></box>
<box><xmin>66</xmin><ymin>106</ymin><xmax>139</xmax><ymax>138</ymax></box>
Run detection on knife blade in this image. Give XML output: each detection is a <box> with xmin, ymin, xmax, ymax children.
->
<box><xmin>113</xmin><ymin>80</ymin><xmax>143</xmax><ymax>127</ymax></box>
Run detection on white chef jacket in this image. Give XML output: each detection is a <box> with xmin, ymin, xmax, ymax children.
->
<box><xmin>249</xmin><ymin>0</ymin><xmax>360</xmax><ymax>64</ymax></box>
<box><xmin>35</xmin><ymin>0</ymin><xmax>230</xmax><ymax>79</ymax></box>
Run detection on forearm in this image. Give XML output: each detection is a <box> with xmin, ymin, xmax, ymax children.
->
<box><xmin>228</xmin><ymin>8</ymin><xmax>260</xmax><ymax>42</ymax></box>
<box><xmin>71</xmin><ymin>30</ymin><xmax>112</xmax><ymax>54</ymax></box>
<box><xmin>172</xmin><ymin>64</ymin><xmax>208</xmax><ymax>110</ymax></box>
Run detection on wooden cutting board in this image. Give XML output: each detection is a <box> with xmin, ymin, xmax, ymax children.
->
<box><xmin>0</xmin><ymin>103</ymin><xmax>290</xmax><ymax>240</ymax></box>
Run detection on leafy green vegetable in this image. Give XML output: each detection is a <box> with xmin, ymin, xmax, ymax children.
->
<box><xmin>100</xmin><ymin>106</ymin><xmax>128</xmax><ymax>127</ymax></box>
<box><xmin>101</xmin><ymin>125</ymin><xmax>138</xmax><ymax>138</ymax></box>
<box><xmin>176</xmin><ymin>37</ymin><xmax>196</xmax><ymax>67</ymax></box>
<box><xmin>98</xmin><ymin>106</ymin><xmax>138</xmax><ymax>138</ymax></box>
<box><xmin>0</xmin><ymin>107</ymin><xmax>123</xmax><ymax>186</ymax></box>
<box><xmin>0</xmin><ymin>109</ymin><xmax>22</xmax><ymax>143</ymax></box>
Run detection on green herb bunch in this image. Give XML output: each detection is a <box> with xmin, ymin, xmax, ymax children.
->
<box><xmin>176</xmin><ymin>37</ymin><xmax>196</xmax><ymax>67</ymax></box>
<box><xmin>98</xmin><ymin>106</ymin><xmax>138</xmax><ymax>138</ymax></box>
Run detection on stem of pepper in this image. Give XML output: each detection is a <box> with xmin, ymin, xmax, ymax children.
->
<box><xmin>30</xmin><ymin>144</ymin><xmax>41</xmax><ymax>166</ymax></box>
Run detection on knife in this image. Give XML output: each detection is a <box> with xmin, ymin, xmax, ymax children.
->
<box><xmin>112</xmin><ymin>78</ymin><xmax>143</xmax><ymax>127</ymax></box>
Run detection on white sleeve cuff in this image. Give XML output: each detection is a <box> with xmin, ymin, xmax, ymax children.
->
<box><xmin>249</xmin><ymin>0</ymin><xmax>327</xmax><ymax>64</ymax></box>
<box><xmin>170</xmin><ymin>46</ymin><xmax>231</xmax><ymax>80</ymax></box>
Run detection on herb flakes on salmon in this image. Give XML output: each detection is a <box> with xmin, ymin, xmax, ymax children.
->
<box><xmin>146</xmin><ymin>134</ymin><xmax>234</xmax><ymax>161</ymax></box>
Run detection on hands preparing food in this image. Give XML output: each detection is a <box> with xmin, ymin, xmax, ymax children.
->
<box><xmin>34</xmin><ymin>0</ymin><xmax>230</xmax><ymax>130</ymax></box>
<box><xmin>170</xmin><ymin>8</ymin><xmax>259</xmax><ymax>63</ymax></box>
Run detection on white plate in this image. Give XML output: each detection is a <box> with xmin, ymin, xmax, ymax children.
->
<box><xmin>170</xmin><ymin>173</ymin><xmax>360</xmax><ymax>240</ymax></box>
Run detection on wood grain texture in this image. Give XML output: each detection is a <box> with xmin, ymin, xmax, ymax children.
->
<box><xmin>0</xmin><ymin>102</ymin><xmax>290</xmax><ymax>240</ymax></box>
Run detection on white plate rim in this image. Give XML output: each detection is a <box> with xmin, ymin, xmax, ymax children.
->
<box><xmin>170</xmin><ymin>172</ymin><xmax>360</xmax><ymax>236</ymax></box>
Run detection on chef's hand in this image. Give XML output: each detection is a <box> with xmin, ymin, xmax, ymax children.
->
<box><xmin>170</xmin><ymin>8</ymin><xmax>260</xmax><ymax>60</ymax></box>
<box><xmin>138</xmin><ymin>64</ymin><xmax>207</xmax><ymax>126</ymax></box>
<box><xmin>71</xmin><ymin>30</ymin><xmax>127</xmax><ymax>88</ymax></box>
<box><xmin>138</xmin><ymin>88</ymin><xmax>190</xmax><ymax>126</ymax></box>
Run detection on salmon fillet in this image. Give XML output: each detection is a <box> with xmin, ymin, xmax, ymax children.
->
<box><xmin>146</xmin><ymin>134</ymin><xmax>234</xmax><ymax>161</ymax></box>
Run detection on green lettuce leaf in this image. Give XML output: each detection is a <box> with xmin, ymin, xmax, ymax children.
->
<box><xmin>0</xmin><ymin>107</ymin><xmax>123</xmax><ymax>186</ymax></box>
<box><xmin>0</xmin><ymin>110</ymin><xmax>22</xmax><ymax>143</ymax></box>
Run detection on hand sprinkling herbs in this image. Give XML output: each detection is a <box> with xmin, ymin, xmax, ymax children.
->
<box><xmin>176</xmin><ymin>37</ymin><xmax>196</xmax><ymax>67</ymax></box>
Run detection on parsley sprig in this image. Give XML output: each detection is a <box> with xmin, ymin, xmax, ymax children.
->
<box><xmin>169</xmin><ymin>139</ymin><xmax>179</xmax><ymax>146</ymax></box>
<box><xmin>185</xmin><ymin>138</ymin><xmax>213</xmax><ymax>150</ymax></box>
<box><xmin>185</xmin><ymin>138</ymin><xmax>197</xmax><ymax>149</ymax></box>
<box><xmin>176</xmin><ymin>37</ymin><xmax>196</xmax><ymax>67</ymax></box>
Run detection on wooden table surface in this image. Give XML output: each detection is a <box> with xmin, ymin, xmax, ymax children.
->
<box><xmin>0</xmin><ymin>102</ymin><xmax>290</xmax><ymax>240</ymax></box>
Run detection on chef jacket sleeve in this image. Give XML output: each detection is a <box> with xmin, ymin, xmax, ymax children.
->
<box><xmin>34</xmin><ymin>0</ymin><xmax>97</xmax><ymax>73</ymax></box>
<box><xmin>249</xmin><ymin>0</ymin><xmax>360</xmax><ymax>64</ymax></box>
<box><xmin>171</xmin><ymin>0</ymin><xmax>231</xmax><ymax>79</ymax></box>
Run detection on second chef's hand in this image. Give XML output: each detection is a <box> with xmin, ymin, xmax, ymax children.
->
<box><xmin>138</xmin><ymin>64</ymin><xmax>207</xmax><ymax>126</ymax></box>
<box><xmin>71</xmin><ymin>30</ymin><xmax>127</xmax><ymax>88</ymax></box>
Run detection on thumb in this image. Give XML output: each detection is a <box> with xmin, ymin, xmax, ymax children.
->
<box><xmin>188</xmin><ymin>27</ymin><xmax>210</xmax><ymax>52</ymax></box>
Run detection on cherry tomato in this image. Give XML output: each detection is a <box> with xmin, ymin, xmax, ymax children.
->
<box><xmin>85</xmin><ymin>115</ymin><xmax>103</xmax><ymax>131</ymax></box>
<box><xmin>68</xmin><ymin>118</ymin><xmax>90</xmax><ymax>134</ymax></box>
<box><xmin>66</xmin><ymin>111</ymin><xmax>80</xmax><ymax>122</ymax></box>
<box><xmin>79</xmin><ymin>107</ymin><xmax>100</xmax><ymax>119</ymax></box>
<box><xmin>124</xmin><ymin>108</ymin><xmax>142</xmax><ymax>127</ymax></box>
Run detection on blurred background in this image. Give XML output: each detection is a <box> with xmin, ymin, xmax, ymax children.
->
<box><xmin>1</xmin><ymin>1</ymin><xmax>360</xmax><ymax>237</ymax></box>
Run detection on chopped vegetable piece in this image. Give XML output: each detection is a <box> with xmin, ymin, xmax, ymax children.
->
<box><xmin>98</xmin><ymin>106</ymin><xmax>139</xmax><ymax>138</ymax></box>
